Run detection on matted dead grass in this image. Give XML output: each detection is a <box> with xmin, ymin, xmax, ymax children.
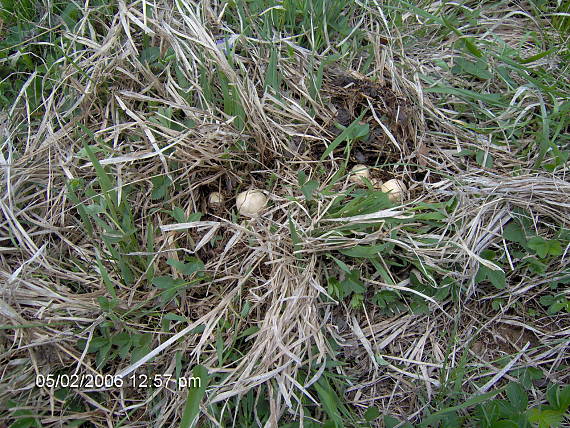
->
<box><xmin>1</xmin><ymin>0</ymin><xmax>569</xmax><ymax>426</ymax></box>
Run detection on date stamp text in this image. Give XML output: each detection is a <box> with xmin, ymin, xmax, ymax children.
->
<box><xmin>36</xmin><ymin>373</ymin><xmax>200</xmax><ymax>390</ymax></box>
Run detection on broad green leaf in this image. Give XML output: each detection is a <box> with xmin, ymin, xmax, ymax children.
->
<box><xmin>547</xmin><ymin>384</ymin><xmax>570</xmax><ymax>411</ymax></box>
<box><xmin>111</xmin><ymin>332</ymin><xmax>131</xmax><ymax>347</ymax></box>
<box><xmin>375</xmin><ymin>355</ymin><xmax>390</xmax><ymax>366</ymax></box>
<box><xmin>131</xmin><ymin>334</ymin><xmax>152</xmax><ymax>364</ymax></box>
<box><xmin>95</xmin><ymin>343</ymin><xmax>112</xmax><ymax>368</ymax></box>
<box><xmin>441</xmin><ymin>411</ymin><xmax>460</xmax><ymax>428</ymax></box>
<box><xmin>81</xmin><ymin>136</ymin><xmax>120</xmax><ymax>220</ymax></box>
<box><xmin>82</xmin><ymin>140</ymin><xmax>114</xmax><ymax>194</ymax></box>
<box><xmin>506</xmin><ymin>382</ymin><xmax>528</xmax><ymax>411</ymax></box>
<box><xmin>237</xmin><ymin>326</ymin><xmax>260</xmax><ymax>339</ymax></box>
<box><xmin>371</xmin><ymin>258</ymin><xmax>395</xmax><ymax>285</ymax></box>
<box><xmin>341</xmin><ymin>270</ymin><xmax>365</xmax><ymax>294</ymax></box>
<box><xmin>151</xmin><ymin>176</ymin><xmax>171</xmax><ymax>200</ymax></box>
<box><xmin>215</xmin><ymin>328</ymin><xmax>223</xmax><ymax>365</ymax></box>
<box><xmin>525</xmin><ymin>257</ymin><xmax>547</xmax><ymax>274</ymax></box>
<box><xmin>96</xmin><ymin>296</ymin><xmax>115</xmax><ymax>313</ymax></box>
<box><xmin>413</xmin><ymin>211</ymin><xmax>447</xmax><ymax>221</ymax></box>
<box><xmin>170</xmin><ymin>206</ymin><xmax>188</xmax><ymax>223</ymax></box>
<box><xmin>301</xmin><ymin>180</ymin><xmax>319</xmax><ymax>201</ymax></box>
<box><xmin>327</xmin><ymin>277</ymin><xmax>342</xmax><ymax>299</ymax></box>
<box><xmin>164</xmin><ymin>313</ymin><xmax>187</xmax><ymax>322</ymax></box>
<box><xmin>476</xmin><ymin>264</ymin><xmax>506</xmax><ymax>289</ymax></box>
<box><xmin>350</xmin><ymin>293</ymin><xmax>364</xmax><ymax>308</ymax></box>
<box><xmin>265</xmin><ymin>47</ymin><xmax>281</xmax><ymax>93</ymax></box>
<box><xmin>528</xmin><ymin>237</ymin><xmax>563</xmax><ymax>258</ymax></box>
<box><xmin>497</xmin><ymin>66</ymin><xmax>517</xmax><ymax>88</ymax></box>
<box><xmin>118</xmin><ymin>338</ymin><xmax>132</xmax><ymax>359</ymax></box>
<box><xmin>462</xmin><ymin>37</ymin><xmax>483</xmax><ymax>57</ymax></box>
<box><xmin>488</xmin><ymin>268</ymin><xmax>506</xmax><ymax>289</ymax></box>
<box><xmin>140</xmin><ymin>46</ymin><xmax>160</xmax><ymax>64</ymax></box>
<box><xmin>364</xmin><ymin>407</ymin><xmax>380</xmax><ymax>422</ymax></box>
<box><xmin>373</xmin><ymin>290</ymin><xmax>399</xmax><ymax>308</ymax></box>
<box><xmin>152</xmin><ymin>276</ymin><xmax>187</xmax><ymax>289</ymax></box>
<box><xmin>512</xmin><ymin>367</ymin><xmax>543</xmax><ymax>389</ymax></box>
<box><xmin>240</xmin><ymin>301</ymin><xmax>250</xmax><ymax>317</ymax></box>
<box><xmin>167</xmin><ymin>258</ymin><xmax>205</xmax><ymax>276</ymax></box>
<box><xmin>314</xmin><ymin>380</ymin><xmax>344</xmax><ymax>428</ymax></box>
<box><xmin>503</xmin><ymin>221</ymin><xmax>527</xmax><ymax>245</ymax></box>
<box><xmin>187</xmin><ymin>212</ymin><xmax>202</xmax><ymax>222</ymax></box>
<box><xmin>8</xmin><ymin>416</ymin><xmax>39</xmax><ymax>428</ymax></box>
<box><xmin>345</xmin><ymin>121</ymin><xmax>369</xmax><ymax>140</ymax></box>
<box><xmin>384</xmin><ymin>415</ymin><xmax>413</xmax><ymax>428</ymax></box>
<box><xmin>452</xmin><ymin>58</ymin><xmax>492</xmax><ymax>79</ymax></box>
<box><xmin>117</xmin><ymin>257</ymin><xmax>134</xmax><ymax>285</ymax></box>
<box><xmin>527</xmin><ymin>408</ymin><xmax>564</xmax><ymax>428</ymax></box>
<box><xmin>410</xmin><ymin>298</ymin><xmax>429</xmax><ymax>314</ymax></box>
<box><xmin>66</xmin><ymin>184</ymin><xmax>93</xmax><ymax>236</ymax></box>
<box><xmin>558</xmin><ymin>386</ymin><xmax>570</xmax><ymax>411</ymax></box>
<box><xmin>86</xmin><ymin>336</ymin><xmax>110</xmax><ymax>353</ymax></box>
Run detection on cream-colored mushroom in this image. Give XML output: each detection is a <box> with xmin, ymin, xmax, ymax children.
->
<box><xmin>379</xmin><ymin>179</ymin><xmax>407</xmax><ymax>203</ymax></box>
<box><xmin>236</xmin><ymin>190</ymin><xmax>267</xmax><ymax>216</ymax></box>
<box><xmin>208</xmin><ymin>192</ymin><xmax>224</xmax><ymax>207</ymax></box>
<box><xmin>349</xmin><ymin>164</ymin><xmax>370</xmax><ymax>185</ymax></box>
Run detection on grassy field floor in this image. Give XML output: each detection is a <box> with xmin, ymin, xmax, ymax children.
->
<box><xmin>1</xmin><ymin>0</ymin><xmax>569</xmax><ymax>426</ymax></box>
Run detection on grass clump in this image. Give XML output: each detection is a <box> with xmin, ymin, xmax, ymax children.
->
<box><xmin>1</xmin><ymin>0</ymin><xmax>569</xmax><ymax>427</ymax></box>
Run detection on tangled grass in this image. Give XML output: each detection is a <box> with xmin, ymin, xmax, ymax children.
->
<box><xmin>1</xmin><ymin>0</ymin><xmax>569</xmax><ymax>426</ymax></box>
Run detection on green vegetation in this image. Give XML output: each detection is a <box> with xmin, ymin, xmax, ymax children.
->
<box><xmin>1</xmin><ymin>0</ymin><xmax>569</xmax><ymax>427</ymax></box>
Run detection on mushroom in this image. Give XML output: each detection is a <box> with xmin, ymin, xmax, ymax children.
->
<box><xmin>349</xmin><ymin>164</ymin><xmax>370</xmax><ymax>185</ymax></box>
<box><xmin>236</xmin><ymin>190</ymin><xmax>267</xmax><ymax>216</ymax></box>
<box><xmin>379</xmin><ymin>179</ymin><xmax>407</xmax><ymax>203</ymax></box>
<box><xmin>208</xmin><ymin>192</ymin><xmax>224</xmax><ymax>207</ymax></box>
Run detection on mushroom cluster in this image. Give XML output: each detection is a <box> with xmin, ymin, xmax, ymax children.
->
<box><xmin>206</xmin><ymin>189</ymin><xmax>268</xmax><ymax>216</ymax></box>
<box><xmin>348</xmin><ymin>165</ymin><xmax>407</xmax><ymax>203</ymax></box>
<box><xmin>206</xmin><ymin>167</ymin><xmax>406</xmax><ymax>218</ymax></box>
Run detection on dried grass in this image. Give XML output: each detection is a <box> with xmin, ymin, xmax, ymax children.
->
<box><xmin>1</xmin><ymin>0</ymin><xmax>568</xmax><ymax>426</ymax></box>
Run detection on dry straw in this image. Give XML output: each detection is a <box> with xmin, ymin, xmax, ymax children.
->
<box><xmin>1</xmin><ymin>0</ymin><xmax>568</xmax><ymax>425</ymax></box>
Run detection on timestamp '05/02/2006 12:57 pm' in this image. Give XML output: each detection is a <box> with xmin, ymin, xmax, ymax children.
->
<box><xmin>35</xmin><ymin>373</ymin><xmax>202</xmax><ymax>390</ymax></box>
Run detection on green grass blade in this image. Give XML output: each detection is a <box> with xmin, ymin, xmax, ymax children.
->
<box><xmin>179</xmin><ymin>365</ymin><xmax>209</xmax><ymax>428</ymax></box>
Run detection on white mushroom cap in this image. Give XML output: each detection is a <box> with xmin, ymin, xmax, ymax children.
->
<box><xmin>236</xmin><ymin>190</ymin><xmax>267</xmax><ymax>216</ymax></box>
<box><xmin>349</xmin><ymin>164</ymin><xmax>370</xmax><ymax>185</ymax></box>
<box><xmin>379</xmin><ymin>179</ymin><xmax>407</xmax><ymax>203</ymax></box>
<box><xmin>208</xmin><ymin>192</ymin><xmax>224</xmax><ymax>206</ymax></box>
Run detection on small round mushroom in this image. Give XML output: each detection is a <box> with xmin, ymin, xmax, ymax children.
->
<box><xmin>349</xmin><ymin>164</ymin><xmax>370</xmax><ymax>185</ymax></box>
<box><xmin>236</xmin><ymin>189</ymin><xmax>267</xmax><ymax>216</ymax></box>
<box><xmin>208</xmin><ymin>192</ymin><xmax>224</xmax><ymax>207</ymax></box>
<box><xmin>379</xmin><ymin>179</ymin><xmax>407</xmax><ymax>203</ymax></box>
